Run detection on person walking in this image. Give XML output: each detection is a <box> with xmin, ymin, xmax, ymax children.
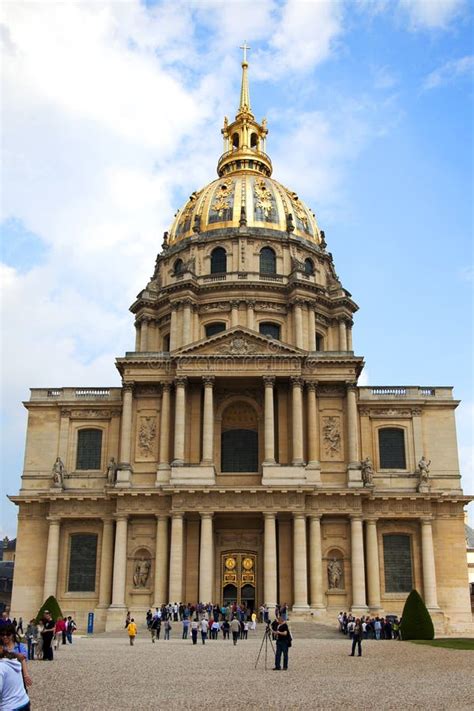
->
<box><xmin>25</xmin><ymin>619</ymin><xmax>38</xmax><ymax>661</ymax></box>
<box><xmin>127</xmin><ymin>618</ymin><xmax>137</xmax><ymax>646</ymax></box>
<box><xmin>200</xmin><ymin>618</ymin><xmax>208</xmax><ymax>644</ymax></box>
<box><xmin>164</xmin><ymin>619</ymin><xmax>172</xmax><ymax>640</ymax></box>
<box><xmin>350</xmin><ymin>618</ymin><xmax>363</xmax><ymax>657</ymax></box>
<box><xmin>191</xmin><ymin>618</ymin><xmax>199</xmax><ymax>645</ymax></box>
<box><xmin>230</xmin><ymin>617</ymin><xmax>240</xmax><ymax>646</ymax></box>
<box><xmin>41</xmin><ymin>611</ymin><xmax>55</xmax><ymax>661</ymax></box>
<box><xmin>54</xmin><ymin>617</ymin><xmax>66</xmax><ymax>651</ymax></box>
<box><xmin>150</xmin><ymin>614</ymin><xmax>161</xmax><ymax>643</ymax></box>
<box><xmin>273</xmin><ymin>615</ymin><xmax>291</xmax><ymax>671</ymax></box>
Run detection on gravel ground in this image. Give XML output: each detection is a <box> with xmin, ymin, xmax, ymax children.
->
<box><xmin>25</xmin><ymin>629</ymin><xmax>473</xmax><ymax>711</ymax></box>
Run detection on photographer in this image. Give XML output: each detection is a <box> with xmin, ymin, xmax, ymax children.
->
<box><xmin>273</xmin><ymin>615</ymin><xmax>291</xmax><ymax>671</ymax></box>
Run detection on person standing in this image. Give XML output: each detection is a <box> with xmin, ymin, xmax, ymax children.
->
<box><xmin>16</xmin><ymin>618</ymin><xmax>24</xmax><ymax>636</ymax></box>
<box><xmin>273</xmin><ymin>615</ymin><xmax>290</xmax><ymax>671</ymax></box>
<box><xmin>41</xmin><ymin>611</ymin><xmax>55</xmax><ymax>661</ymax></box>
<box><xmin>127</xmin><ymin>618</ymin><xmax>137</xmax><ymax>646</ymax></box>
<box><xmin>54</xmin><ymin>617</ymin><xmax>66</xmax><ymax>651</ymax></box>
<box><xmin>66</xmin><ymin>616</ymin><xmax>77</xmax><ymax>643</ymax></box>
<box><xmin>182</xmin><ymin>618</ymin><xmax>190</xmax><ymax>640</ymax></box>
<box><xmin>164</xmin><ymin>619</ymin><xmax>172</xmax><ymax>640</ymax></box>
<box><xmin>150</xmin><ymin>614</ymin><xmax>161</xmax><ymax>643</ymax></box>
<box><xmin>350</xmin><ymin>618</ymin><xmax>363</xmax><ymax>657</ymax></box>
<box><xmin>191</xmin><ymin>618</ymin><xmax>199</xmax><ymax>645</ymax></box>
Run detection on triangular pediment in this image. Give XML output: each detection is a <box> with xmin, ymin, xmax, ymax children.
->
<box><xmin>175</xmin><ymin>327</ymin><xmax>305</xmax><ymax>357</ymax></box>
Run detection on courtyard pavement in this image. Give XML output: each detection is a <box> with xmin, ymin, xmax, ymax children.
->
<box><xmin>25</xmin><ymin>625</ymin><xmax>473</xmax><ymax>710</ymax></box>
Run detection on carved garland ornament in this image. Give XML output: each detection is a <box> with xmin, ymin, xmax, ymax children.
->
<box><xmin>322</xmin><ymin>416</ymin><xmax>341</xmax><ymax>456</ymax></box>
<box><xmin>137</xmin><ymin>417</ymin><xmax>157</xmax><ymax>457</ymax></box>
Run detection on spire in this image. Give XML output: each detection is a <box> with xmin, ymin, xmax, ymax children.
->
<box><xmin>238</xmin><ymin>41</ymin><xmax>253</xmax><ymax>117</ymax></box>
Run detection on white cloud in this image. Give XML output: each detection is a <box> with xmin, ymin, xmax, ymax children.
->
<box><xmin>423</xmin><ymin>55</ymin><xmax>474</xmax><ymax>89</ymax></box>
<box><xmin>397</xmin><ymin>0</ymin><xmax>466</xmax><ymax>30</ymax></box>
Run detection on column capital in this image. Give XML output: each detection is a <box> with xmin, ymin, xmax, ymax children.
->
<box><xmin>122</xmin><ymin>381</ymin><xmax>134</xmax><ymax>393</ymax></box>
<box><xmin>199</xmin><ymin>511</ymin><xmax>214</xmax><ymax>519</ymax></box>
<box><xmin>47</xmin><ymin>515</ymin><xmax>61</xmax><ymax>524</ymax></box>
<box><xmin>114</xmin><ymin>513</ymin><xmax>129</xmax><ymax>522</ymax></box>
<box><xmin>202</xmin><ymin>376</ymin><xmax>216</xmax><ymax>387</ymax></box>
<box><xmin>246</xmin><ymin>299</ymin><xmax>256</xmax><ymax>308</ymax></box>
<box><xmin>293</xmin><ymin>512</ymin><xmax>306</xmax><ymax>520</ymax></box>
<box><xmin>290</xmin><ymin>376</ymin><xmax>304</xmax><ymax>388</ymax></box>
<box><xmin>160</xmin><ymin>381</ymin><xmax>172</xmax><ymax>392</ymax></box>
<box><xmin>155</xmin><ymin>513</ymin><xmax>169</xmax><ymax>521</ymax></box>
<box><xmin>263</xmin><ymin>376</ymin><xmax>275</xmax><ymax>387</ymax></box>
<box><xmin>263</xmin><ymin>511</ymin><xmax>276</xmax><ymax>520</ymax></box>
<box><xmin>101</xmin><ymin>516</ymin><xmax>115</xmax><ymax>524</ymax></box>
<box><xmin>308</xmin><ymin>513</ymin><xmax>322</xmax><ymax>521</ymax></box>
<box><xmin>175</xmin><ymin>376</ymin><xmax>188</xmax><ymax>388</ymax></box>
<box><xmin>420</xmin><ymin>516</ymin><xmax>433</xmax><ymax>525</ymax></box>
<box><xmin>170</xmin><ymin>301</ymin><xmax>180</xmax><ymax>312</ymax></box>
<box><xmin>305</xmin><ymin>380</ymin><xmax>319</xmax><ymax>392</ymax></box>
<box><xmin>171</xmin><ymin>511</ymin><xmax>184</xmax><ymax>520</ymax></box>
<box><xmin>346</xmin><ymin>382</ymin><xmax>358</xmax><ymax>393</ymax></box>
<box><xmin>364</xmin><ymin>516</ymin><xmax>379</xmax><ymax>524</ymax></box>
<box><xmin>230</xmin><ymin>300</ymin><xmax>240</xmax><ymax>308</ymax></box>
<box><xmin>350</xmin><ymin>514</ymin><xmax>364</xmax><ymax>522</ymax></box>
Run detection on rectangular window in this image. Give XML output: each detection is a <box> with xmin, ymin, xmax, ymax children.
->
<box><xmin>68</xmin><ymin>533</ymin><xmax>98</xmax><ymax>592</ymax></box>
<box><xmin>379</xmin><ymin>428</ymin><xmax>406</xmax><ymax>469</ymax></box>
<box><xmin>76</xmin><ymin>429</ymin><xmax>103</xmax><ymax>470</ymax></box>
<box><xmin>383</xmin><ymin>534</ymin><xmax>413</xmax><ymax>593</ymax></box>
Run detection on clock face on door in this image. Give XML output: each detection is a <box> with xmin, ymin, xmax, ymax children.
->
<box><xmin>225</xmin><ymin>557</ymin><xmax>236</xmax><ymax>570</ymax></box>
<box><xmin>242</xmin><ymin>557</ymin><xmax>254</xmax><ymax>570</ymax></box>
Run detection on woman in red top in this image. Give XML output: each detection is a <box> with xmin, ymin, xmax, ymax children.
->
<box><xmin>54</xmin><ymin>617</ymin><xmax>66</xmax><ymax>651</ymax></box>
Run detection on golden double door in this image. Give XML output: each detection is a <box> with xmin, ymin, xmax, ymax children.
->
<box><xmin>221</xmin><ymin>552</ymin><xmax>257</xmax><ymax>609</ymax></box>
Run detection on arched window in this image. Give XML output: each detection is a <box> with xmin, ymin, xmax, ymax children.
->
<box><xmin>210</xmin><ymin>247</ymin><xmax>227</xmax><ymax>274</ymax></box>
<box><xmin>232</xmin><ymin>133</ymin><xmax>239</xmax><ymax>150</ymax></box>
<box><xmin>316</xmin><ymin>333</ymin><xmax>324</xmax><ymax>351</ymax></box>
<box><xmin>174</xmin><ymin>258</ymin><xmax>184</xmax><ymax>275</ymax></box>
<box><xmin>250</xmin><ymin>132</ymin><xmax>258</xmax><ymax>149</ymax></box>
<box><xmin>76</xmin><ymin>429</ymin><xmax>102</xmax><ymax>470</ymax></box>
<box><xmin>259</xmin><ymin>322</ymin><xmax>280</xmax><ymax>340</ymax></box>
<box><xmin>205</xmin><ymin>322</ymin><xmax>226</xmax><ymax>338</ymax></box>
<box><xmin>162</xmin><ymin>333</ymin><xmax>170</xmax><ymax>352</ymax></box>
<box><xmin>259</xmin><ymin>247</ymin><xmax>276</xmax><ymax>274</ymax></box>
<box><xmin>68</xmin><ymin>533</ymin><xmax>98</xmax><ymax>592</ymax></box>
<box><xmin>379</xmin><ymin>428</ymin><xmax>406</xmax><ymax>469</ymax></box>
<box><xmin>383</xmin><ymin>534</ymin><xmax>413</xmax><ymax>592</ymax></box>
<box><xmin>304</xmin><ymin>258</ymin><xmax>314</xmax><ymax>275</ymax></box>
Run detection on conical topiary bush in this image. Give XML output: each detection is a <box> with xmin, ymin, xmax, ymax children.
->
<box><xmin>400</xmin><ymin>589</ymin><xmax>434</xmax><ymax>640</ymax></box>
<box><xmin>36</xmin><ymin>595</ymin><xmax>63</xmax><ymax>623</ymax></box>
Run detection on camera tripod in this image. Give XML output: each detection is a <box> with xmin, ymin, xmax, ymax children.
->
<box><xmin>254</xmin><ymin>624</ymin><xmax>275</xmax><ymax>670</ymax></box>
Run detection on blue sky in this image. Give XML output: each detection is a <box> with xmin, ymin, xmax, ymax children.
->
<box><xmin>1</xmin><ymin>0</ymin><xmax>473</xmax><ymax>536</ymax></box>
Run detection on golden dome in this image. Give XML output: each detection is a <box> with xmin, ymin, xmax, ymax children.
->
<box><xmin>167</xmin><ymin>47</ymin><xmax>321</xmax><ymax>247</ymax></box>
<box><xmin>168</xmin><ymin>175</ymin><xmax>321</xmax><ymax>245</ymax></box>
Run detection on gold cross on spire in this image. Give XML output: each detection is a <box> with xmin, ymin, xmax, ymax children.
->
<box><xmin>240</xmin><ymin>41</ymin><xmax>251</xmax><ymax>64</ymax></box>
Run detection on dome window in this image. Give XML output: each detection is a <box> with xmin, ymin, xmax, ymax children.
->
<box><xmin>205</xmin><ymin>322</ymin><xmax>226</xmax><ymax>338</ymax></box>
<box><xmin>232</xmin><ymin>133</ymin><xmax>239</xmax><ymax>150</ymax></box>
<box><xmin>316</xmin><ymin>333</ymin><xmax>324</xmax><ymax>351</ymax></box>
<box><xmin>259</xmin><ymin>322</ymin><xmax>280</xmax><ymax>340</ymax></box>
<box><xmin>304</xmin><ymin>258</ymin><xmax>314</xmax><ymax>275</ymax></box>
<box><xmin>174</xmin><ymin>258</ymin><xmax>184</xmax><ymax>275</ymax></box>
<box><xmin>250</xmin><ymin>132</ymin><xmax>258</xmax><ymax>149</ymax></box>
<box><xmin>210</xmin><ymin>247</ymin><xmax>227</xmax><ymax>274</ymax></box>
<box><xmin>259</xmin><ymin>247</ymin><xmax>276</xmax><ymax>275</ymax></box>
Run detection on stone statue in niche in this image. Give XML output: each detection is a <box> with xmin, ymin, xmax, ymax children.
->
<box><xmin>106</xmin><ymin>457</ymin><xmax>118</xmax><ymax>485</ymax></box>
<box><xmin>327</xmin><ymin>558</ymin><xmax>343</xmax><ymax>589</ymax></box>
<box><xmin>417</xmin><ymin>456</ymin><xmax>431</xmax><ymax>491</ymax></box>
<box><xmin>52</xmin><ymin>457</ymin><xmax>65</xmax><ymax>488</ymax></box>
<box><xmin>133</xmin><ymin>559</ymin><xmax>151</xmax><ymax>588</ymax></box>
<box><xmin>360</xmin><ymin>457</ymin><xmax>374</xmax><ymax>487</ymax></box>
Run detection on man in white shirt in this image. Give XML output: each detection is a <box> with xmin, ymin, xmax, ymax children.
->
<box><xmin>200</xmin><ymin>618</ymin><xmax>209</xmax><ymax>644</ymax></box>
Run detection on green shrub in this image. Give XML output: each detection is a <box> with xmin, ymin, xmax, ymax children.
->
<box><xmin>35</xmin><ymin>595</ymin><xmax>63</xmax><ymax>623</ymax></box>
<box><xmin>400</xmin><ymin>589</ymin><xmax>434</xmax><ymax>640</ymax></box>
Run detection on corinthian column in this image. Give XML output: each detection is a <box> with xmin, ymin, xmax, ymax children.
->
<box><xmin>97</xmin><ymin>517</ymin><xmax>114</xmax><ymax>608</ymax></box>
<box><xmin>199</xmin><ymin>513</ymin><xmax>214</xmax><ymax>603</ymax></box>
<box><xmin>309</xmin><ymin>515</ymin><xmax>324</xmax><ymax>608</ymax></box>
<box><xmin>153</xmin><ymin>515</ymin><xmax>169</xmax><ymax>607</ymax></box>
<box><xmin>140</xmin><ymin>317</ymin><xmax>149</xmax><ymax>351</ymax></box>
<box><xmin>291</xmin><ymin>377</ymin><xmax>304</xmax><ymax>465</ymax></box>
<box><xmin>338</xmin><ymin>319</ymin><xmax>347</xmax><ymax>351</ymax></box>
<box><xmin>308</xmin><ymin>307</ymin><xmax>316</xmax><ymax>351</ymax></box>
<box><xmin>230</xmin><ymin>301</ymin><xmax>240</xmax><ymax>327</ymax></box>
<box><xmin>365</xmin><ymin>518</ymin><xmax>381</xmax><ymax>610</ymax></box>
<box><xmin>172</xmin><ymin>378</ymin><xmax>187</xmax><ymax>466</ymax></box>
<box><xmin>169</xmin><ymin>303</ymin><xmax>179</xmax><ymax>351</ymax></box>
<box><xmin>246</xmin><ymin>300</ymin><xmax>255</xmax><ymax>330</ymax></box>
<box><xmin>43</xmin><ymin>517</ymin><xmax>61</xmax><ymax>600</ymax></box>
<box><xmin>110</xmin><ymin>515</ymin><xmax>128</xmax><ymax>607</ymax></box>
<box><xmin>263</xmin><ymin>513</ymin><xmax>277</xmax><ymax>608</ymax></box>
<box><xmin>293</xmin><ymin>513</ymin><xmax>309</xmax><ymax>610</ymax></box>
<box><xmin>306</xmin><ymin>382</ymin><xmax>321</xmax><ymax>472</ymax></box>
<box><xmin>158</xmin><ymin>383</ymin><xmax>171</xmax><ymax>472</ymax></box>
<box><xmin>350</xmin><ymin>516</ymin><xmax>367</xmax><ymax>612</ymax></box>
<box><xmin>169</xmin><ymin>513</ymin><xmax>184</xmax><ymax>603</ymax></box>
<box><xmin>293</xmin><ymin>301</ymin><xmax>304</xmax><ymax>349</ymax></box>
<box><xmin>182</xmin><ymin>301</ymin><xmax>192</xmax><ymax>346</ymax></box>
<box><xmin>421</xmin><ymin>518</ymin><xmax>439</xmax><ymax>609</ymax></box>
<box><xmin>117</xmin><ymin>382</ymin><xmax>133</xmax><ymax>486</ymax></box>
<box><xmin>346</xmin><ymin>384</ymin><xmax>360</xmax><ymax>485</ymax></box>
<box><xmin>263</xmin><ymin>376</ymin><xmax>275</xmax><ymax>464</ymax></box>
<box><xmin>201</xmin><ymin>377</ymin><xmax>215</xmax><ymax>464</ymax></box>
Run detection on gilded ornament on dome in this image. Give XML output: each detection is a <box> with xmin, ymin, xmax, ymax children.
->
<box><xmin>225</xmin><ymin>556</ymin><xmax>236</xmax><ymax>570</ymax></box>
<box><xmin>210</xmin><ymin>179</ymin><xmax>234</xmax><ymax>218</ymax></box>
<box><xmin>254</xmin><ymin>178</ymin><xmax>274</xmax><ymax>218</ymax></box>
<box><xmin>242</xmin><ymin>557</ymin><xmax>254</xmax><ymax>570</ymax></box>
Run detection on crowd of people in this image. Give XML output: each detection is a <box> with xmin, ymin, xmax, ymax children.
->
<box><xmin>337</xmin><ymin>612</ymin><xmax>401</xmax><ymax>641</ymax></box>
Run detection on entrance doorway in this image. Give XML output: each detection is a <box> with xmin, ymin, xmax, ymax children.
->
<box><xmin>221</xmin><ymin>552</ymin><xmax>257</xmax><ymax>610</ymax></box>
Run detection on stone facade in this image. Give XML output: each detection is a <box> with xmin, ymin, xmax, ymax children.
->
<box><xmin>9</xmin><ymin>57</ymin><xmax>472</xmax><ymax>634</ymax></box>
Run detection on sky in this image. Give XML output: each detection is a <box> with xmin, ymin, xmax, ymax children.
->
<box><xmin>1</xmin><ymin>0</ymin><xmax>473</xmax><ymax>536</ymax></box>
